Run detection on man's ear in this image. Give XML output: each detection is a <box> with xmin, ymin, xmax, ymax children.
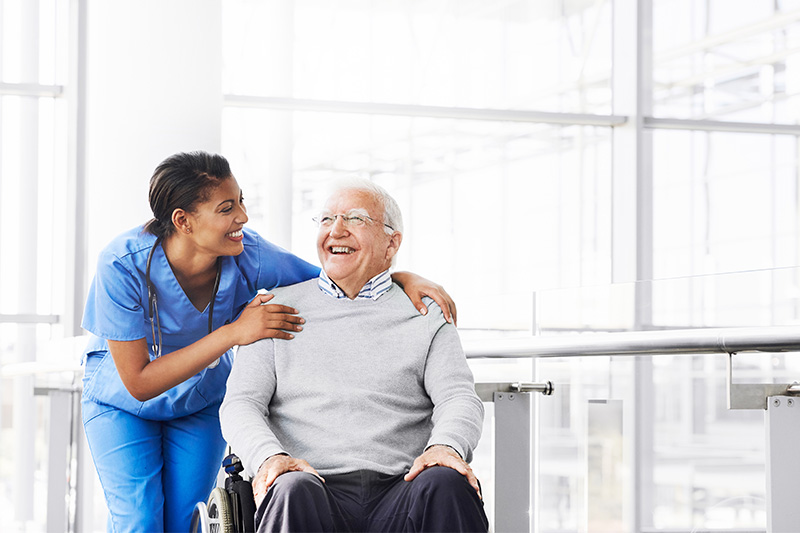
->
<box><xmin>171</xmin><ymin>208</ymin><xmax>192</xmax><ymax>234</ymax></box>
<box><xmin>385</xmin><ymin>231</ymin><xmax>403</xmax><ymax>262</ymax></box>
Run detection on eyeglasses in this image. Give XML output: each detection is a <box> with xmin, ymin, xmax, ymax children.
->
<box><xmin>313</xmin><ymin>212</ymin><xmax>394</xmax><ymax>231</ymax></box>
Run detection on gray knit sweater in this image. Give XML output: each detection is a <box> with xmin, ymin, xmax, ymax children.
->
<box><xmin>219</xmin><ymin>279</ymin><xmax>484</xmax><ymax>478</ymax></box>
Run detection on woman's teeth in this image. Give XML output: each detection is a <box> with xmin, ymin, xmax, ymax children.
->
<box><xmin>226</xmin><ymin>230</ymin><xmax>243</xmax><ymax>238</ymax></box>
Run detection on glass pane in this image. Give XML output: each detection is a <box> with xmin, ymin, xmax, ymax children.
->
<box><xmin>1</xmin><ymin>0</ymin><xmax>67</xmax><ymax>85</ymax></box>
<box><xmin>537</xmin><ymin>268</ymin><xmax>800</xmax><ymax>332</ymax></box>
<box><xmin>39</xmin><ymin>0</ymin><xmax>70</xmax><ymax>85</ymax></box>
<box><xmin>0</xmin><ymin>95</ymin><xmax>67</xmax><ymax>317</ymax></box>
<box><xmin>653</xmin><ymin>0</ymin><xmax>800</xmax><ymax>122</ymax></box>
<box><xmin>0</xmin><ymin>95</ymin><xmax>23</xmax><ymax>315</ymax></box>
<box><xmin>533</xmin><ymin>275</ymin><xmax>797</xmax><ymax>531</ymax></box>
<box><xmin>223</xmin><ymin>0</ymin><xmax>612</xmax><ymax>113</ymax></box>
<box><xmin>1</xmin><ymin>2</ymin><xmax>70</xmax><ymax>528</ymax></box>
<box><xmin>223</xmin><ymin>108</ymin><xmax>613</xmax><ymax>330</ymax></box>
<box><xmin>653</xmin><ymin>129</ymin><xmax>799</xmax><ymax>282</ymax></box>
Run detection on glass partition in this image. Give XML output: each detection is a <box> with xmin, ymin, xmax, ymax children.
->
<box><xmin>223</xmin><ymin>0</ymin><xmax>613</xmax><ymax>114</ymax></box>
<box><xmin>653</xmin><ymin>0</ymin><xmax>800</xmax><ymax>124</ymax></box>
<box><xmin>526</xmin><ymin>271</ymin><xmax>800</xmax><ymax>532</ymax></box>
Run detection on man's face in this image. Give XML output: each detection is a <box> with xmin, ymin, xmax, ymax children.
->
<box><xmin>316</xmin><ymin>189</ymin><xmax>400</xmax><ymax>292</ymax></box>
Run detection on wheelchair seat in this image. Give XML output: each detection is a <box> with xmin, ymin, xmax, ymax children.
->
<box><xmin>191</xmin><ymin>453</ymin><xmax>256</xmax><ymax>533</ymax></box>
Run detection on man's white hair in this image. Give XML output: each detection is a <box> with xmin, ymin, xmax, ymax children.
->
<box><xmin>326</xmin><ymin>177</ymin><xmax>404</xmax><ymax>235</ymax></box>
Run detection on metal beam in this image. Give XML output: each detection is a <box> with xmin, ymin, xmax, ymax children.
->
<box><xmin>645</xmin><ymin>116</ymin><xmax>800</xmax><ymax>136</ymax></box>
<box><xmin>0</xmin><ymin>314</ymin><xmax>60</xmax><ymax>324</ymax></box>
<box><xmin>0</xmin><ymin>82</ymin><xmax>63</xmax><ymax>97</ymax></box>
<box><xmin>224</xmin><ymin>95</ymin><xmax>629</xmax><ymax>127</ymax></box>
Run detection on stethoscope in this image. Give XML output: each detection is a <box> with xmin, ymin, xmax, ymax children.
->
<box><xmin>145</xmin><ymin>236</ymin><xmax>222</xmax><ymax>368</ymax></box>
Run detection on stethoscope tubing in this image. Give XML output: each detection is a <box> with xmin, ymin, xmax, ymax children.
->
<box><xmin>145</xmin><ymin>236</ymin><xmax>221</xmax><ymax>367</ymax></box>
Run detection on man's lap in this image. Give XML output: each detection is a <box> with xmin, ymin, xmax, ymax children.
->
<box><xmin>257</xmin><ymin>467</ymin><xmax>488</xmax><ymax>533</ymax></box>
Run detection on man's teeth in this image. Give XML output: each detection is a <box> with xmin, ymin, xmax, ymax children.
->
<box><xmin>331</xmin><ymin>246</ymin><xmax>354</xmax><ymax>254</ymax></box>
<box><xmin>227</xmin><ymin>230</ymin><xmax>243</xmax><ymax>238</ymax></box>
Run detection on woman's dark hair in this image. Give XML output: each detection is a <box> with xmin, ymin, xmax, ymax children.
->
<box><xmin>143</xmin><ymin>151</ymin><xmax>233</xmax><ymax>238</ymax></box>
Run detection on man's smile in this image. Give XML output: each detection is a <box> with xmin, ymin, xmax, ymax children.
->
<box><xmin>329</xmin><ymin>246</ymin><xmax>355</xmax><ymax>254</ymax></box>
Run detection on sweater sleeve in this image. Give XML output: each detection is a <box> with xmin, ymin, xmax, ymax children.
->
<box><xmin>219</xmin><ymin>338</ymin><xmax>287</xmax><ymax>477</ymax></box>
<box><xmin>422</xmin><ymin>313</ymin><xmax>485</xmax><ymax>463</ymax></box>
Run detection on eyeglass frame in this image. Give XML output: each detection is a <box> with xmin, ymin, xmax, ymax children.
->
<box><xmin>312</xmin><ymin>210</ymin><xmax>395</xmax><ymax>232</ymax></box>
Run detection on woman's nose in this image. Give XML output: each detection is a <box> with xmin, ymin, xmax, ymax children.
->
<box><xmin>236</xmin><ymin>204</ymin><xmax>249</xmax><ymax>224</ymax></box>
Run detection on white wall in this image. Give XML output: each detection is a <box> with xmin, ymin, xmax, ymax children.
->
<box><xmin>85</xmin><ymin>0</ymin><xmax>223</xmax><ymax>264</ymax></box>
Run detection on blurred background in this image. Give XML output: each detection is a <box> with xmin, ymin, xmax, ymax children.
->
<box><xmin>3</xmin><ymin>0</ymin><xmax>800</xmax><ymax>531</ymax></box>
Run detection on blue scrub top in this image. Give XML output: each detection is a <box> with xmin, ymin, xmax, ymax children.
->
<box><xmin>81</xmin><ymin>225</ymin><xmax>320</xmax><ymax>421</ymax></box>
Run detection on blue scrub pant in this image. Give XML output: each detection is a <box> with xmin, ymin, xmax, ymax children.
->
<box><xmin>82</xmin><ymin>399</ymin><xmax>226</xmax><ymax>533</ymax></box>
<box><xmin>255</xmin><ymin>467</ymin><xmax>489</xmax><ymax>532</ymax></box>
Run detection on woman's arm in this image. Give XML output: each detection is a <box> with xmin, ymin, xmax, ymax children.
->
<box><xmin>109</xmin><ymin>293</ymin><xmax>303</xmax><ymax>401</ymax></box>
<box><xmin>391</xmin><ymin>271</ymin><xmax>458</xmax><ymax>325</ymax></box>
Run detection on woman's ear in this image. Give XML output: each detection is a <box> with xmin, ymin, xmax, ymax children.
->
<box><xmin>172</xmin><ymin>208</ymin><xmax>191</xmax><ymax>234</ymax></box>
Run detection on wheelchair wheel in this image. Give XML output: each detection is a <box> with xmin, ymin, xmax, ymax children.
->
<box><xmin>190</xmin><ymin>501</ymin><xmax>210</xmax><ymax>533</ymax></box>
<box><xmin>207</xmin><ymin>487</ymin><xmax>235</xmax><ymax>533</ymax></box>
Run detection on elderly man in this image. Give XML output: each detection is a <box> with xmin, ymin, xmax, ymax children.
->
<box><xmin>219</xmin><ymin>178</ymin><xmax>488</xmax><ymax>533</ymax></box>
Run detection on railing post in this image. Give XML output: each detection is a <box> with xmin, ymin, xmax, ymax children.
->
<box><xmin>765</xmin><ymin>395</ymin><xmax>800</xmax><ymax>533</ymax></box>
<box><xmin>44</xmin><ymin>388</ymin><xmax>71</xmax><ymax>533</ymax></box>
<box><xmin>494</xmin><ymin>391</ymin><xmax>532</xmax><ymax>533</ymax></box>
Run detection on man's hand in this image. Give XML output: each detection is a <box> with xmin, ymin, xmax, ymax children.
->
<box><xmin>404</xmin><ymin>445</ymin><xmax>480</xmax><ymax>498</ymax></box>
<box><xmin>252</xmin><ymin>454</ymin><xmax>324</xmax><ymax>507</ymax></box>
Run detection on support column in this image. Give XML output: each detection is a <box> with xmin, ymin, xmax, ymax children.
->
<box><xmin>264</xmin><ymin>0</ymin><xmax>295</xmax><ymax>250</ymax></box>
<box><xmin>613</xmin><ymin>1</ymin><xmax>655</xmax><ymax>531</ymax></box>
<box><xmin>65</xmin><ymin>0</ymin><xmax>88</xmax><ymax>338</ymax></box>
<box><xmin>14</xmin><ymin>0</ymin><xmax>40</xmax><ymax>524</ymax></box>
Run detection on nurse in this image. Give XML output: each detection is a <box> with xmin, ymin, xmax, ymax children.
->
<box><xmin>80</xmin><ymin>151</ymin><xmax>457</xmax><ymax>532</ymax></box>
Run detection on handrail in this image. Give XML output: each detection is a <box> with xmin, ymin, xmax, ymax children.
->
<box><xmin>463</xmin><ymin>325</ymin><xmax>800</xmax><ymax>359</ymax></box>
<box><xmin>7</xmin><ymin>326</ymin><xmax>800</xmax><ymax>374</ymax></box>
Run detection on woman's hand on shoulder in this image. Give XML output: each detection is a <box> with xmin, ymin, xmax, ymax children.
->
<box><xmin>391</xmin><ymin>271</ymin><xmax>457</xmax><ymax>325</ymax></box>
<box><xmin>229</xmin><ymin>292</ymin><xmax>304</xmax><ymax>345</ymax></box>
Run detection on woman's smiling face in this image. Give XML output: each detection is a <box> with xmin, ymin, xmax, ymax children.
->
<box><xmin>184</xmin><ymin>176</ymin><xmax>249</xmax><ymax>257</ymax></box>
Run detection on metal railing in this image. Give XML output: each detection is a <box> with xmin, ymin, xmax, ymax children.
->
<box><xmin>463</xmin><ymin>325</ymin><xmax>800</xmax><ymax>359</ymax></box>
<box><xmin>463</xmin><ymin>324</ymin><xmax>800</xmax><ymax>533</ymax></box>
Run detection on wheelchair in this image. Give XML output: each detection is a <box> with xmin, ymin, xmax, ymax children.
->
<box><xmin>190</xmin><ymin>453</ymin><xmax>257</xmax><ymax>533</ymax></box>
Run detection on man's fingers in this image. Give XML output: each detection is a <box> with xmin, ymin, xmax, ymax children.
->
<box><xmin>440</xmin><ymin>457</ymin><xmax>481</xmax><ymax>496</ymax></box>
<box><xmin>299</xmin><ymin>463</ymin><xmax>325</xmax><ymax>483</ymax></box>
<box><xmin>404</xmin><ymin>451</ymin><xmax>482</xmax><ymax>497</ymax></box>
<box><xmin>263</xmin><ymin>469</ymin><xmax>281</xmax><ymax>491</ymax></box>
<box><xmin>453</xmin><ymin>463</ymin><xmax>481</xmax><ymax>496</ymax></box>
<box><xmin>403</xmin><ymin>460</ymin><xmax>425</xmax><ymax>482</ymax></box>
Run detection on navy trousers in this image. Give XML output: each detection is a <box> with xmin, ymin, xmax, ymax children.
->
<box><xmin>255</xmin><ymin>466</ymin><xmax>489</xmax><ymax>533</ymax></box>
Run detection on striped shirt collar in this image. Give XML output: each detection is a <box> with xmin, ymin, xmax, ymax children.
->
<box><xmin>318</xmin><ymin>269</ymin><xmax>392</xmax><ymax>300</ymax></box>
